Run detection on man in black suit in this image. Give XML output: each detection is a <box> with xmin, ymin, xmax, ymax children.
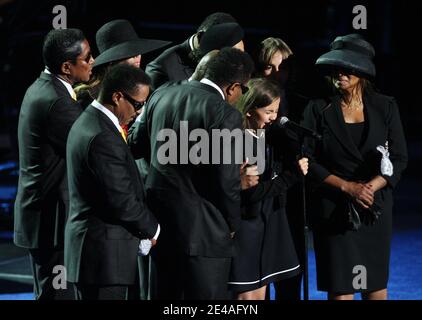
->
<box><xmin>145</xmin><ymin>12</ymin><xmax>237</xmax><ymax>91</ymax></box>
<box><xmin>129</xmin><ymin>48</ymin><xmax>254</xmax><ymax>299</ymax></box>
<box><xmin>14</xmin><ymin>29</ymin><xmax>94</xmax><ymax>300</ymax></box>
<box><xmin>65</xmin><ymin>64</ymin><xmax>159</xmax><ymax>300</ymax></box>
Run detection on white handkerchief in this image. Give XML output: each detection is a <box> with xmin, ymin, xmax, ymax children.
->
<box><xmin>376</xmin><ymin>143</ymin><xmax>393</xmax><ymax>177</ymax></box>
<box><xmin>138</xmin><ymin>239</ymin><xmax>152</xmax><ymax>256</ymax></box>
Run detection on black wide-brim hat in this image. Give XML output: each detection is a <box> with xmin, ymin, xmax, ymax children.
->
<box><xmin>316</xmin><ymin>34</ymin><xmax>376</xmax><ymax>79</ymax></box>
<box><xmin>199</xmin><ymin>22</ymin><xmax>244</xmax><ymax>56</ymax></box>
<box><xmin>93</xmin><ymin>19</ymin><xmax>171</xmax><ymax>68</ymax></box>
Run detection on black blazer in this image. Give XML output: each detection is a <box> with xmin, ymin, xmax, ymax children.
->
<box><xmin>241</xmin><ymin>127</ymin><xmax>302</xmax><ymax>218</ymax></box>
<box><xmin>145</xmin><ymin>38</ymin><xmax>195</xmax><ymax>91</ymax></box>
<box><xmin>14</xmin><ymin>72</ymin><xmax>83</xmax><ymax>249</ymax></box>
<box><xmin>128</xmin><ymin>81</ymin><xmax>242</xmax><ymax>257</ymax></box>
<box><xmin>302</xmin><ymin>91</ymin><xmax>408</xmax><ymax>225</ymax></box>
<box><xmin>65</xmin><ymin>105</ymin><xmax>158</xmax><ymax>285</ymax></box>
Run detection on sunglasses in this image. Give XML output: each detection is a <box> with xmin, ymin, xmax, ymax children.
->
<box><xmin>230</xmin><ymin>82</ymin><xmax>249</xmax><ymax>94</ymax></box>
<box><xmin>122</xmin><ymin>92</ymin><xmax>145</xmax><ymax>111</ymax></box>
<box><xmin>77</xmin><ymin>52</ymin><xmax>93</xmax><ymax>64</ymax></box>
<box><xmin>330</xmin><ymin>67</ymin><xmax>356</xmax><ymax>76</ymax></box>
<box><xmin>240</xmin><ymin>83</ymin><xmax>249</xmax><ymax>94</ymax></box>
<box><xmin>227</xmin><ymin>83</ymin><xmax>249</xmax><ymax>96</ymax></box>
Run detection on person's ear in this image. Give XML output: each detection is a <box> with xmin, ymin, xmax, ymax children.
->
<box><xmin>225</xmin><ymin>83</ymin><xmax>236</xmax><ymax>97</ymax></box>
<box><xmin>193</xmin><ymin>31</ymin><xmax>204</xmax><ymax>49</ymax></box>
<box><xmin>112</xmin><ymin>92</ymin><xmax>123</xmax><ymax>105</ymax></box>
<box><xmin>61</xmin><ymin>61</ymin><xmax>72</xmax><ymax>76</ymax></box>
<box><xmin>246</xmin><ymin>112</ymin><xmax>251</xmax><ymax>117</ymax></box>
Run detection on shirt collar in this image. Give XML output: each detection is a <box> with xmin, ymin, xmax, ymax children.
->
<box><xmin>246</xmin><ymin>129</ymin><xmax>265</xmax><ymax>139</ymax></box>
<box><xmin>91</xmin><ymin>100</ymin><xmax>121</xmax><ymax>132</ymax></box>
<box><xmin>188</xmin><ymin>34</ymin><xmax>195</xmax><ymax>51</ymax></box>
<box><xmin>44</xmin><ymin>68</ymin><xmax>76</xmax><ymax>99</ymax></box>
<box><xmin>200</xmin><ymin>78</ymin><xmax>225</xmax><ymax>100</ymax></box>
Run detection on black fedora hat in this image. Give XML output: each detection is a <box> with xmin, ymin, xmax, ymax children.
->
<box><xmin>94</xmin><ymin>19</ymin><xmax>171</xmax><ymax>68</ymax></box>
<box><xmin>316</xmin><ymin>34</ymin><xmax>376</xmax><ymax>79</ymax></box>
<box><xmin>199</xmin><ymin>22</ymin><xmax>244</xmax><ymax>56</ymax></box>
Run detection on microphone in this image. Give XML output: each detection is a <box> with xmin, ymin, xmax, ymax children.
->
<box><xmin>279</xmin><ymin>117</ymin><xmax>322</xmax><ymax>140</ymax></box>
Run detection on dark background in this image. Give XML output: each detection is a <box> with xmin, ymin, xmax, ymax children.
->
<box><xmin>0</xmin><ymin>0</ymin><xmax>419</xmax><ymax>224</ymax></box>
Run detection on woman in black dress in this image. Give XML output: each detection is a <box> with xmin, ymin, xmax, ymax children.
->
<box><xmin>302</xmin><ymin>34</ymin><xmax>408</xmax><ymax>300</ymax></box>
<box><xmin>228</xmin><ymin>78</ymin><xmax>308</xmax><ymax>299</ymax></box>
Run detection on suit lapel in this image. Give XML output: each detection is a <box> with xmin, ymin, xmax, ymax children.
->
<box><xmin>40</xmin><ymin>71</ymin><xmax>81</xmax><ymax>106</ymax></box>
<box><xmin>324</xmin><ymin>95</ymin><xmax>363</xmax><ymax>161</ymax></box>
<box><xmin>87</xmin><ymin>105</ymin><xmax>143</xmax><ymax>193</ymax></box>
<box><xmin>360</xmin><ymin>91</ymin><xmax>384</xmax><ymax>153</ymax></box>
<box><xmin>40</xmin><ymin>72</ymin><xmax>68</xmax><ymax>97</ymax></box>
<box><xmin>87</xmin><ymin>105</ymin><xmax>123</xmax><ymax>141</ymax></box>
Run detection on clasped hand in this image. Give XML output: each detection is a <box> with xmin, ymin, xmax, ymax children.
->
<box><xmin>344</xmin><ymin>181</ymin><xmax>374</xmax><ymax>209</ymax></box>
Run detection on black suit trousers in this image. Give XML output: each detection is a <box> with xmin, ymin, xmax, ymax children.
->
<box><xmin>75</xmin><ymin>284</ymin><xmax>137</xmax><ymax>300</ymax></box>
<box><xmin>153</xmin><ymin>249</ymin><xmax>231</xmax><ymax>300</ymax></box>
<box><xmin>29</xmin><ymin>248</ymin><xmax>75</xmax><ymax>300</ymax></box>
<box><xmin>74</xmin><ymin>269</ymin><xmax>140</xmax><ymax>300</ymax></box>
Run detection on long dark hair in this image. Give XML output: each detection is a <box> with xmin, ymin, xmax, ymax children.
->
<box><xmin>237</xmin><ymin>78</ymin><xmax>281</xmax><ymax>130</ymax></box>
<box><xmin>74</xmin><ymin>64</ymin><xmax>110</xmax><ymax>102</ymax></box>
<box><xmin>74</xmin><ymin>57</ymin><xmax>128</xmax><ymax>103</ymax></box>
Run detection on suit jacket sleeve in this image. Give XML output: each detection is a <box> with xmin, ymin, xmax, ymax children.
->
<box><xmin>128</xmin><ymin>106</ymin><xmax>151</xmax><ymax>161</ymax></box>
<box><xmin>302</xmin><ymin>100</ymin><xmax>332</xmax><ymax>183</ymax></box>
<box><xmin>216</xmin><ymin>107</ymin><xmax>242</xmax><ymax>233</ymax></box>
<box><xmin>88</xmin><ymin>132</ymin><xmax>158</xmax><ymax>238</ymax></box>
<box><xmin>382</xmin><ymin>98</ymin><xmax>408</xmax><ymax>188</ymax></box>
<box><xmin>146</xmin><ymin>59</ymin><xmax>169</xmax><ymax>91</ymax></box>
<box><xmin>48</xmin><ymin>97</ymin><xmax>82</xmax><ymax>157</ymax></box>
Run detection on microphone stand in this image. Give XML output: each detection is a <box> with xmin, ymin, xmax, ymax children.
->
<box><xmin>299</xmin><ymin>133</ymin><xmax>309</xmax><ymax>301</ymax></box>
<box><xmin>275</xmin><ymin>119</ymin><xmax>320</xmax><ymax>300</ymax></box>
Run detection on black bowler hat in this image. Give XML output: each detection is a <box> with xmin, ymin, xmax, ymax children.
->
<box><xmin>199</xmin><ymin>22</ymin><xmax>244</xmax><ymax>56</ymax></box>
<box><xmin>316</xmin><ymin>34</ymin><xmax>376</xmax><ymax>79</ymax></box>
<box><xmin>93</xmin><ymin>19</ymin><xmax>171</xmax><ymax>68</ymax></box>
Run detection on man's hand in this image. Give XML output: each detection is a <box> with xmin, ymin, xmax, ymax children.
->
<box><xmin>241</xmin><ymin>173</ymin><xmax>259</xmax><ymax>190</ymax></box>
<box><xmin>240</xmin><ymin>159</ymin><xmax>259</xmax><ymax>190</ymax></box>
<box><xmin>298</xmin><ymin>157</ymin><xmax>309</xmax><ymax>176</ymax></box>
<box><xmin>240</xmin><ymin>158</ymin><xmax>249</xmax><ymax>176</ymax></box>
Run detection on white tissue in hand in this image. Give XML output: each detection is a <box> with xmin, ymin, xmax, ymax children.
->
<box><xmin>376</xmin><ymin>144</ymin><xmax>393</xmax><ymax>176</ymax></box>
<box><xmin>138</xmin><ymin>239</ymin><xmax>152</xmax><ymax>256</ymax></box>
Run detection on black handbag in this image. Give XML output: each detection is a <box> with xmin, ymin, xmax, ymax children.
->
<box><xmin>346</xmin><ymin>201</ymin><xmax>382</xmax><ymax>231</ymax></box>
